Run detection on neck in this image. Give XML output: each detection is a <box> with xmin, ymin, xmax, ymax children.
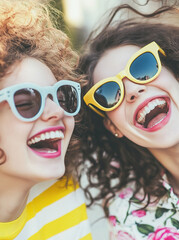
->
<box><xmin>149</xmin><ymin>143</ymin><xmax>179</xmax><ymax>195</ymax></box>
<box><xmin>0</xmin><ymin>175</ymin><xmax>33</xmax><ymax>222</ymax></box>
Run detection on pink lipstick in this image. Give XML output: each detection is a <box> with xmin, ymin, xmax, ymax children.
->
<box><xmin>134</xmin><ymin>96</ymin><xmax>171</xmax><ymax>132</ymax></box>
<box><xmin>27</xmin><ymin>126</ymin><xmax>65</xmax><ymax>158</ymax></box>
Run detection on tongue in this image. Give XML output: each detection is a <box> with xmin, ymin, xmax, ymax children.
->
<box><xmin>147</xmin><ymin>113</ymin><xmax>167</xmax><ymax>128</ymax></box>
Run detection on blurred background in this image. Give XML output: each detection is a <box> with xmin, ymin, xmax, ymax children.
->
<box><xmin>51</xmin><ymin>0</ymin><xmax>178</xmax><ymax>239</ymax></box>
<box><xmin>53</xmin><ymin>0</ymin><xmax>177</xmax><ymax>50</ymax></box>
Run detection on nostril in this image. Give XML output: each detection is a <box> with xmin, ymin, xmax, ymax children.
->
<box><xmin>130</xmin><ymin>95</ymin><xmax>135</xmax><ymax>100</ymax></box>
<box><xmin>139</xmin><ymin>89</ymin><xmax>145</xmax><ymax>93</ymax></box>
<box><xmin>130</xmin><ymin>89</ymin><xmax>144</xmax><ymax>100</ymax></box>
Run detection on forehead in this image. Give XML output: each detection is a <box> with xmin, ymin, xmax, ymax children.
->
<box><xmin>93</xmin><ymin>45</ymin><xmax>140</xmax><ymax>84</ymax></box>
<box><xmin>1</xmin><ymin>57</ymin><xmax>56</xmax><ymax>89</ymax></box>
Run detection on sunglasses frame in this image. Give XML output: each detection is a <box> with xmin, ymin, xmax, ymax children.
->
<box><xmin>83</xmin><ymin>41</ymin><xmax>166</xmax><ymax>117</ymax></box>
<box><xmin>0</xmin><ymin>80</ymin><xmax>81</xmax><ymax>122</ymax></box>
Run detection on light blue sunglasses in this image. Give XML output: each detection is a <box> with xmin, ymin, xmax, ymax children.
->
<box><xmin>0</xmin><ymin>80</ymin><xmax>81</xmax><ymax>122</ymax></box>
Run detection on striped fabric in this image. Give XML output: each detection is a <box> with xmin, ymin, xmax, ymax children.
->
<box><xmin>0</xmin><ymin>178</ymin><xmax>92</xmax><ymax>240</ymax></box>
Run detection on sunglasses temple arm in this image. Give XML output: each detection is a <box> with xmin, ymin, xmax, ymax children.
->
<box><xmin>159</xmin><ymin>47</ymin><xmax>166</xmax><ymax>56</ymax></box>
<box><xmin>156</xmin><ymin>42</ymin><xmax>166</xmax><ymax>56</ymax></box>
<box><xmin>88</xmin><ymin>104</ymin><xmax>105</xmax><ymax>117</ymax></box>
<box><xmin>0</xmin><ymin>90</ymin><xmax>7</xmax><ymax>103</ymax></box>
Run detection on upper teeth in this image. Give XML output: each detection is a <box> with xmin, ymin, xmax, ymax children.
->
<box><xmin>137</xmin><ymin>98</ymin><xmax>166</xmax><ymax>124</ymax></box>
<box><xmin>27</xmin><ymin>130</ymin><xmax>64</xmax><ymax>145</ymax></box>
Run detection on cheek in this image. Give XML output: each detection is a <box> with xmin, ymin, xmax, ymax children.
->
<box><xmin>65</xmin><ymin>117</ymin><xmax>75</xmax><ymax>136</ymax></box>
<box><xmin>0</xmin><ymin>112</ymin><xmax>31</xmax><ymax>149</ymax></box>
<box><xmin>107</xmin><ymin>107</ymin><xmax>126</xmax><ymax>130</ymax></box>
<box><xmin>155</xmin><ymin>68</ymin><xmax>178</xmax><ymax>89</ymax></box>
<box><xmin>152</xmin><ymin>71</ymin><xmax>179</xmax><ymax>108</ymax></box>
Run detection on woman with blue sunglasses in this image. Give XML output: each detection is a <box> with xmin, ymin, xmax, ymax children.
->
<box><xmin>0</xmin><ymin>1</ymin><xmax>92</xmax><ymax>239</ymax></box>
<box><xmin>78</xmin><ymin>4</ymin><xmax>179</xmax><ymax>240</ymax></box>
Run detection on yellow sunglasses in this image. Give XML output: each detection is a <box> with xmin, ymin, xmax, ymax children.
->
<box><xmin>83</xmin><ymin>41</ymin><xmax>166</xmax><ymax>117</ymax></box>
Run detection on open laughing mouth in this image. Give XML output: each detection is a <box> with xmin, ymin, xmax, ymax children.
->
<box><xmin>27</xmin><ymin>129</ymin><xmax>64</xmax><ymax>158</ymax></box>
<box><xmin>134</xmin><ymin>97</ymin><xmax>171</xmax><ymax>131</ymax></box>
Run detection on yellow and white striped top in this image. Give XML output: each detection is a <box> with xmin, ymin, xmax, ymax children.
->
<box><xmin>0</xmin><ymin>178</ymin><xmax>92</xmax><ymax>240</ymax></box>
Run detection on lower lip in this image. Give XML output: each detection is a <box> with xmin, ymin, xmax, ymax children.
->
<box><xmin>135</xmin><ymin>99</ymin><xmax>171</xmax><ymax>132</ymax></box>
<box><xmin>29</xmin><ymin>141</ymin><xmax>61</xmax><ymax>158</ymax></box>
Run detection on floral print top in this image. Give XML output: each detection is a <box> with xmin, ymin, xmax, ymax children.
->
<box><xmin>108</xmin><ymin>175</ymin><xmax>179</xmax><ymax>240</ymax></box>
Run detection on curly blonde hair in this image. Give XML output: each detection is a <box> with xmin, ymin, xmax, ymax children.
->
<box><xmin>0</xmin><ymin>0</ymin><xmax>79</xmax><ymax>81</ymax></box>
<box><xmin>0</xmin><ymin>0</ymin><xmax>81</xmax><ymax>179</ymax></box>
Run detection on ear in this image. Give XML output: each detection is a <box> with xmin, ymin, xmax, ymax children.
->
<box><xmin>0</xmin><ymin>149</ymin><xmax>6</xmax><ymax>165</ymax></box>
<box><xmin>103</xmin><ymin>117</ymin><xmax>123</xmax><ymax>138</ymax></box>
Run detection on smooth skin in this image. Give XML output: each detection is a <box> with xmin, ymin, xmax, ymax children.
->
<box><xmin>93</xmin><ymin>45</ymin><xmax>179</xmax><ymax>195</ymax></box>
<box><xmin>0</xmin><ymin>58</ymin><xmax>75</xmax><ymax>221</ymax></box>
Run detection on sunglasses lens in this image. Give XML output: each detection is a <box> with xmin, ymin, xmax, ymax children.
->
<box><xmin>57</xmin><ymin>85</ymin><xmax>78</xmax><ymax>113</ymax></box>
<box><xmin>94</xmin><ymin>81</ymin><xmax>121</xmax><ymax>108</ymax></box>
<box><xmin>14</xmin><ymin>88</ymin><xmax>41</xmax><ymax>119</ymax></box>
<box><xmin>130</xmin><ymin>52</ymin><xmax>158</xmax><ymax>81</ymax></box>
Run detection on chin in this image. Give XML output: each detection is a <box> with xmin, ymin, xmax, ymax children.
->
<box><xmin>50</xmin><ymin>166</ymin><xmax>66</xmax><ymax>180</ymax></box>
<box><xmin>37</xmin><ymin>165</ymin><xmax>66</xmax><ymax>182</ymax></box>
<box><xmin>148</xmin><ymin>139</ymin><xmax>179</xmax><ymax>150</ymax></box>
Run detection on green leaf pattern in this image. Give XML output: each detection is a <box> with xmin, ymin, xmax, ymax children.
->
<box><xmin>136</xmin><ymin>223</ymin><xmax>154</xmax><ymax>235</ymax></box>
<box><xmin>109</xmin><ymin>177</ymin><xmax>179</xmax><ymax>239</ymax></box>
<box><xmin>171</xmin><ymin>218</ymin><xmax>179</xmax><ymax>229</ymax></box>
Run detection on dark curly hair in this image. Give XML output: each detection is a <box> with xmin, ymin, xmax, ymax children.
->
<box><xmin>77</xmin><ymin>4</ymin><xmax>179</xmax><ymax>215</ymax></box>
<box><xmin>0</xmin><ymin>0</ymin><xmax>83</xmax><ymax>180</ymax></box>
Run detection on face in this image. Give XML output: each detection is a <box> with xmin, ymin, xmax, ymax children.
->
<box><xmin>93</xmin><ymin>45</ymin><xmax>179</xmax><ymax>149</ymax></box>
<box><xmin>0</xmin><ymin>58</ymin><xmax>75</xmax><ymax>184</ymax></box>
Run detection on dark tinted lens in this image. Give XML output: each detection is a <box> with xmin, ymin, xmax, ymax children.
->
<box><xmin>14</xmin><ymin>88</ymin><xmax>41</xmax><ymax>118</ymax></box>
<box><xmin>130</xmin><ymin>52</ymin><xmax>158</xmax><ymax>81</ymax></box>
<box><xmin>57</xmin><ymin>85</ymin><xmax>78</xmax><ymax>113</ymax></box>
<box><xmin>94</xmin><ymin>81</ymin><xmax>121</xmax><ymax>108</ymax></box>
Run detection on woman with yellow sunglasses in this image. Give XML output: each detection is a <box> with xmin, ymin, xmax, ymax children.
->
<box><xmin>78</xmin><ymin>4</ymin><xmax>179</xmax><ymax>240</ymax></box>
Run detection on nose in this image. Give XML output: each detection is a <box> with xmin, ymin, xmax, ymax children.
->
<box><xmin>41</xmin><ymin>97</ymin><xmax>64</xmax><ymax>121</ymax></box>
<box><xmin>123</xmin><ymin>78</ymin><xmax>146</xmax><ymax>103</ymax></box>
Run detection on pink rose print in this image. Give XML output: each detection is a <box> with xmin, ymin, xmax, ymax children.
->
<box><xmin>117</xmin><ymin>231</ymin><xmax>135</xmax><ymax>240</ymax></box>
<box><xmin>109</xmin><ymin>216</ymin><xmax>117</xmax><ymax>226</ymax></box>
<box><xmin>119</xmin><ymin>188</ymin><xmax>133</xmax><ymax>199</ymax></box>
<box><xmin>132</xmin><ymin>210</ymin><xmax>146</xmax><ymax>218</ymax></box>
<box><xmin>147</xmin><ymin>227</ymin><xmax>179</xmax><ymax>240</ymax></box>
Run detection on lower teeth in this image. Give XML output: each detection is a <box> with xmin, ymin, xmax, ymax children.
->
<box><xmin>47</xmin><ymin>150</ymin><xmax>57</xmax><ymax>153</ymax></box>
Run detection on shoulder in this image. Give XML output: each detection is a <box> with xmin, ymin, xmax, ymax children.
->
<box><xmin>28</xmin><ymin>177</ymin><xmax>85</xmax><ymax>207</ymax></box>
<box><xmin>24</xmin><ymin>179</ymin><xmax>92</xmax><ymax>240</ymax></box>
